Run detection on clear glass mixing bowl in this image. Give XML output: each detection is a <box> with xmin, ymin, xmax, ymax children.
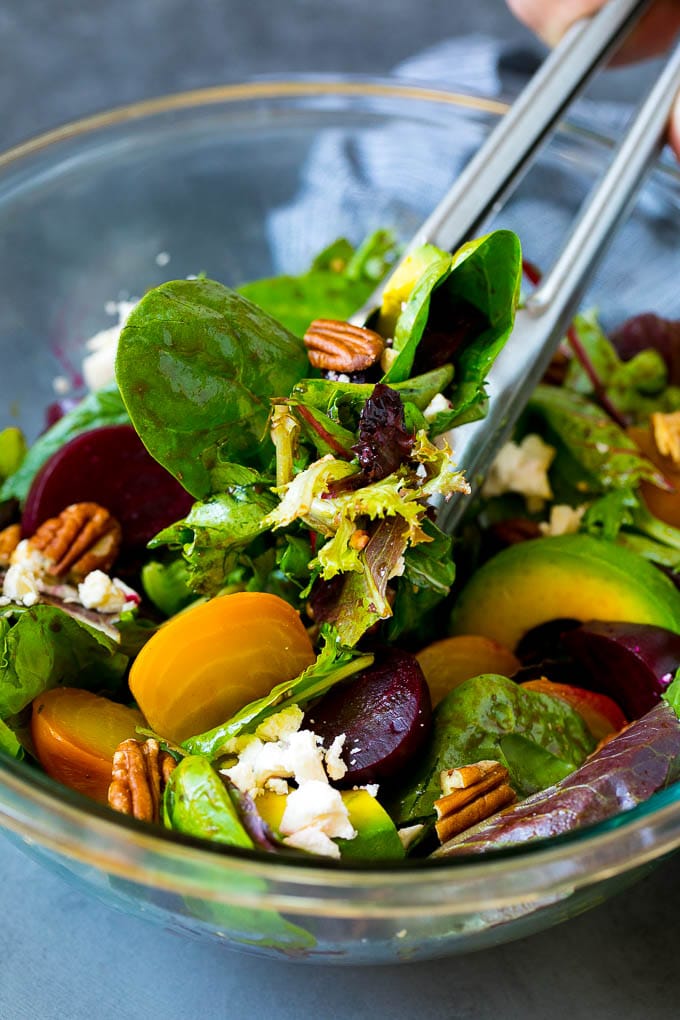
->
<box><xmin>1</xmin><ymin>79</ymin><xmax>679</xmax><ymax>964</ymax></box>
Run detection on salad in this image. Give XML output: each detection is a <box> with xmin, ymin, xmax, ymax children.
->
<box><xmin>2</xmin><ymin>226</ymin><xmax>680</xmax><ymax>864</ymax></box>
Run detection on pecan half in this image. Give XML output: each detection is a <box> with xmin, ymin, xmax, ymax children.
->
<box><xmin>435</xmin><ymin>760</ymin><xmax>516</xmax><ymax>843</ymax></box>
<box><xmin>29</xmin><ymin>502</ymin><xmax>122</xmax><ymax>580</ymax></box>
<box><xmin>651</xmin><ymin>411</ymin><xmax>680</xmax><ymax>467</ymax></box>
<box><xmin>0</xmin><ymin>523</ymin><xmax>21</xmax><ymax>567</ymax></box>
<box><xmin>304</xmin><ymin>319</ymin><xmax>385</xmax><ymax>373</ymax></box>
<box><xmin>108</xmin><ymin>738</ymin><xmax>176</xmax><ymax>823</ymax></box>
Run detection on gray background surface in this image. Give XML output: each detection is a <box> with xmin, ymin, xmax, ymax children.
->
<box><xmin>1</xmin><ymin>1</ymin><xmax>679</xmax><ymax>1017</ymax></box>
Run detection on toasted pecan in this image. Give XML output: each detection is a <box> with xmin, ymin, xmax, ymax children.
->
<box><xmin>303</xmin><ymin>319</ymin><xmax>385</xmax><ymax>373</ymax></box>
<box><xmin>435</xmin><ymin>760</ymin><xmax>516</xmax><ymax>843</ymax></box>
<box><xmin>108</xmin><ymin>738</ymin><xmax>176</xmax><ymax>823</ymax></box>
<box><xmin>29</xmin><ymin>502</ymin><xmax>122</xmax><ymax>580</ymax></box>
<box><xmin>0</xmin><ymin>523</ymin><xmax>21</xmax><ymax>567</ymax></box>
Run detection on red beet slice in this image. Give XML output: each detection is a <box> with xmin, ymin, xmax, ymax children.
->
<box><xmin>562</xmin><ymin>620</ymin><xmax>680</xmax><ymax>719</ymax></box>
<box><xmin>305</xmin><ymin>648</ymin><xmax>432</xmax><ymax>785</ymax></box>
<box><xmin>22</xmin><ymin>424</ymin><xmax>193</xmax><ymax>550</ymax></box>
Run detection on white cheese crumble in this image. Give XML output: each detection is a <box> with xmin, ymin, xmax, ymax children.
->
<box><xmin>0</xmin><ymin>540</ymin><xmax>51</xmax><ymax>607</ymax></box>
<box><xmin>279</xmin><ymin>780</ymin><xmax>356</xmax><ymax>859</ymax></box>
<box><xmin>222</xmin><ymin>707</ymin><xmax>355</xmax><ymax>858</ymax></box>
<box><xmin>423</xmin><ymin>392</ymin><xmax>452</xmax><ymax>421</ymax></box>
<box><xmin>482</xmin><ymin>433</ymin><xmax>556</xmax><ymax>512</ymax></box>
<box><xmin>538</xmin><ymin>504</ymin><xmax>587</xmax><ymax>537</ymax></box>
<box><xmin>77</xmin><ymin>570</ymin><xmax>138</xmax><ymax>613</ymax></box>
<box><xmin>81</xmin><ymin>299</ymin><xmax>137</xmax><ymax>392</ymax></box>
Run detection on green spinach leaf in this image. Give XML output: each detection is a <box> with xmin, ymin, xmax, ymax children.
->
<box><xmin>390</xmin><ymin>673</ymin><xmax>595</xmax><ymax>826</ymax></box>
<box><xmin>116</xmin><ymin>279</ymin><xmax>310</xmax><ymax>499</ymax></box>
<box><xmin>0</xmin><ymin>605</ymin><xmax>128</xmax><ymax>718</ymax></box>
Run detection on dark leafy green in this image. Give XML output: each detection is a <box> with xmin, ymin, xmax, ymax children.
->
<box><xmin>383</xmin><ymin>231</ymin><xmax>522</xmax><ymax>427</ymax></box>
<box><xmin>390</xmin><ymin>674</ymin><xmax>595</xmax><ymax>826</ymax></box>
<box><xmin>0</xmin><ymin>605</ymin><xmax>128</xmax><ymax>719</ymax></box>
<box><xmin>141</xmin><ymin>558</ymin><xmax>196</xmax><ymax>617</ymax></box>
<box><xmin>238</xmin><ymin>230</ymin><xmax>398</xmax><ymax>338</ymax></box>
<box><xmin>163</xmin><ymin>756</ymin><xmax>254</xmax><ymax>848</ymax></box>
<box><xmin>529</xmin><ymin>384</ymin><xmax>672</xmax><ymax>492</ymax></box>
<box><xmin>152</xmin><ymin>482</ymin><xmax>278</xmax><ymax>595</ymax></box>
<box><xmin>565</xmin><ymin>311</ymin><xmax>680</xmax><ymax>422</ymax></box>
<box><xmin>116</xmin><ymin>280</ymin><xmax>310</xmax><ymax>499</ymax></box>
<box><xmin>436</xmin><ymin>701</ymin><xmax>680</xmax><ymax>856</ymax></box>
<box><xmin>0</xmin><ymin>384</ymin><xmax>129</xmax><ymax>504</ymax></box>
<box><xmin>0</xmin><ymin>716</ymin><xmax>23</xmax><ymax>758</ymax></box>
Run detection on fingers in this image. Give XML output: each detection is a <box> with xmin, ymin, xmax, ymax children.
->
<box><xmin>671</xmin><ymin>92</ymin><xmax>680</xmax><ymax>158</ymax></box>
<box><xmin>506</xmin><ymin>0</ymin><xmax>603</xmax><ymax>46</ymax></box>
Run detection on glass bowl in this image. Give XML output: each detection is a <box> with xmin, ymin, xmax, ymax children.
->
<box><xmin>1</xmin><ymin>78</ymin><xmax>679</xmax><ymax>965</ymax></box>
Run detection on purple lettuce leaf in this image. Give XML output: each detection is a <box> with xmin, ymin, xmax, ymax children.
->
<box><xmin>352</xmin><ymin>383</ymin><xmax>415</xmax><ymax>484</ymax></box>
<box><xmin>435</xmin><ymin>702</ymin><xmax>680</xmax><ymax>857</ymax></box>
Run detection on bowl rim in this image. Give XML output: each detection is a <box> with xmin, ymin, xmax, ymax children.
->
<box><xmin>1</xmin><ymin>75</ymin><xmax>680</xmax><ymax>910</ymax></box>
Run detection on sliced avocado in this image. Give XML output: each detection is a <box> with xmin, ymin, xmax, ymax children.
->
<box><xmin>256</xmin><ymin>788</ymin><xmax>405</xmax><ymax>861</ymax></box>
<box><xmin>377</xmin><ymin>244</ymin><xmax>450</xmax><ymax>339</ymax></box>
<box><xmin>450</xmin><ymin>534</ymin><xmax>680</xmax><ymax>650</ymax></box>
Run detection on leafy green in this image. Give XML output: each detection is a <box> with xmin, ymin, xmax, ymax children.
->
<box><xmin>116</xmin><ymin>279</ymin><xmax>310</xmax><ymax>499</ymax></box>
<box><xmin>663</xmin><ymin>671</ymin><xmax>680</xmax><ymax>717</ymax></box>
<box><xmin>381</xmin><ymin>248</ymin><xmax>452</xmax><ymax>382</ymax></box>
<box><xmin>153</xmin><ymin>482</ymin><xmax>279</xmax><ymax>595</ymax></box>
<box><xmin>498</xmin><ymin>734</ymin><xmax>575</xmax><ymax>794</ymax></box>
<box><xmin>386</xmin><ymin>521</ymin><xmax>456</xmax><ymax>642</ymax></box>
<box><xmin>141</xmin><ymin>559</ymin><xmax>196</xmax><ymax>617</ymax></box>
<box><xmin>183</xmin><ymin>628</ymin><xmax>373</xmax><ymax>758</ymax></box>
<box><xmin>383</xmin><ymin>231</ymin><xmax>522</xmax><ymax>427</ymax></box>
<box><xmin>565</xmin><ymin>310</ymin><xmax>680</xmax><ymax>422</ymax></box>
<box><xmin>238</xmin><ymin>230</ymin><xmax>398</xmax><ymax>337</ymax></box>
<box><xmin>0</xmin><ymin>605</ymin><xmax>128</xmax><ymax>719</ymax></box>
<box><xmin>163</xmin><ymin>756</ymin><xmax>254</xmax><ymax>848</ymax></box>
<box><xmin>581</xmin><ymin>489</ymin><xmax>638</xmax><ymax>541</ymax></box>
<box><xmin>0</xmin><ymin>384</ymin><xmax>129</xmax><ymax>504</ymax></box>
<box><xmin>0</xmin><ymin>716</ymin><xmax>23</xmax><ymax>758</ymax></box>
<box><xmin>529</xmin><ymin>384</ymin><xmax>672</xmax><ymax>492</ymax></box>
<box><xmin>0</xmin><ymin>428</ymin><xmax>27</xmax><ymax>483</ymax></box>
<box><xmin>436</xmin><ymin>701</ymin><xmax>680</xmax><ymax>856</ymax></box>
<box><xmin>291</xmin><ymin>367</ymin><xmax>455</xmax><ymax>429</ymax></box>
<box><xmin>390</xmin><ymin>674</ymin><xmax>595</xmax><ymax>826</ymax></box>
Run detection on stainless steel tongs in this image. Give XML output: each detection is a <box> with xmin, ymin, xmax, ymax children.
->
<box><xmin>353</xmin><ymin>0</ymin><xmax>680</xmax><ymax>535</ymax></box>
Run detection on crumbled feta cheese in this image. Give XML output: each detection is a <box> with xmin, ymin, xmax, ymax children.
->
<box><xmin>324</xmin><ymin>734</ymin><xmax>347</xmax><ymax>781</ymax></box>
<box><xmin>1</xmin><ymin>540</ymin><xmax>52</xmax><ymax>606</ymax></box>
<box><xmin>362</xmin><ymin>784</ymin><xmax>379</xmax><ymax>798</ymax></box>
<box><xmin>280</xmin><ymin>780</ymin><xmax>355</xmax><ymax>843</ymax></box>
<box><xmin>2</xmin><ymin>562</ymin><xmax>42</xmax><ymax>606</ymax></box>
<box><xmin>282</xmin><ymin>824</ymin><xmax>341</xmax><ymax>859</ymax></box>
<box><xmin>380</xmin><ymin>347</ymin><xmax>399</xmax><ymax>373</ymax></box>
<box><xmin>77</xmin><ymin>570</ymin><xmax>138</xmax><ymax>613</ymax></box>
<box><xmin>81</xmin><ymin>300</ymin><xmax>137</xmax><ymax>392</ymax></box>
<box><xmin>264</xmin><ymin>778</ymin><xmax>290</xmax><ymax>796</ymax></box>
<box><xmin>255</xmin><ymin>705</ymin><xmax>304</xmax><ymax>743</ymax></box>
<box><xmin>423</xmin><ymin>392</ymin><xmax>452</xmax><ymax>421</ymax></box>
<box><xmin>538</xmin><ymin>504</ymin><xmax>587</xmax><ymax>537</ymax></box>
<box><xmin>482</xmin><ymin>433</ymin><xmax>556</xmax><ymax>512</ymax></box>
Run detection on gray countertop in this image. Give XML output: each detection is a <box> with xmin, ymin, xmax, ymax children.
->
<box><xmin>1</xmin><ymin>1</ymin><xmax>679</xmax><ymax>1016</ymax></box>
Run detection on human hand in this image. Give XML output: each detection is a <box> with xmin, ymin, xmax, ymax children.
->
<box><xmin>506</xmin><ymin>0</ymin><xmax>680</xmax><ymax>155</ymax></box>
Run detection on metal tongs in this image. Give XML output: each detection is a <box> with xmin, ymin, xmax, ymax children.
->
<box><xmin>353</xmin><ymin>0</ymin><xmax>680</xmax><ymax>535</ymax></box>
